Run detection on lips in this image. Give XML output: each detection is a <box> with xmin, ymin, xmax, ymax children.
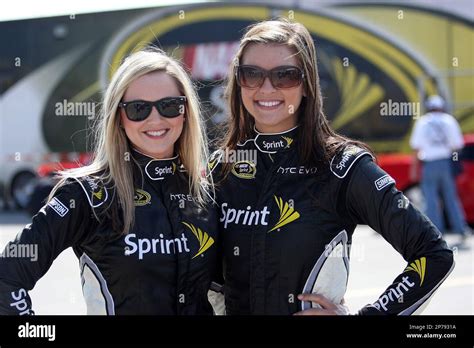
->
<box><xmin>143</xmin><ymin>129</ymin><xmax>169</xmax><ymax>138</ymax></box>
<box><xmin>254</xmin><ymin>100</ymin><xmax>284</xmax><ymax>112</ymax></box>
<box><xmin>256</xmin><ymin>100</ymin><xmax>284</xmax><ymax>107</ymax></box>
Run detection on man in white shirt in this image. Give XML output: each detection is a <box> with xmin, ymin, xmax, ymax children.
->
<box><xmin>410</xmin><ymin>95</ymin><xmax>468</xmax><ymax>244</ymax></box>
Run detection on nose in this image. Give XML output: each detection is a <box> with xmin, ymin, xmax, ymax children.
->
<box><xmin>259</xmin><ymin>76</ymin><xmax>276</xmax><ymax>93</ymax></box>
<box><xmin>148</xmin><ymin>105</ymin><xmax>166</xmax><ymax>121</ymax></box>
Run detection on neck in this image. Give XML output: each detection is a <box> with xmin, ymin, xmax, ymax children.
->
<box><xmin>132</xmin><ymin>147</ymin><xmax>177</xmax><ymax>161</ymax></box>
<box><xmin>254</xmin><ymin>124</ymin><xmax>299</xmax><ymax>135</ymax></box>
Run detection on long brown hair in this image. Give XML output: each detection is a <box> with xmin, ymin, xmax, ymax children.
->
<box><xmin>221</xmin><ymin>18</ymin><xmax>372</xmax><ymax>167</ymax></box>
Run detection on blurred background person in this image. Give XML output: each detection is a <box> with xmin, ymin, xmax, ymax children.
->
<box><xmin>410</xmin><ymin>95</ymin><xmax>469</xmax><ymax>246</ymax></box>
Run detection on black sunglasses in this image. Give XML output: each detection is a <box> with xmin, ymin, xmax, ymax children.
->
<box><xmin>236</xmin><ymin>65</ymin><xmax>305</xmax><ymax>89</ymax></box>
<box><xmin>119</xmin><ymin>96</ymin><xmax>186</xmax><ymax>121</ymax></box>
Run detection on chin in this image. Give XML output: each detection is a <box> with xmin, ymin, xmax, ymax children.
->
<box><xmin>138</xmin><ymin>145</ymin><xmax>169</xmax><ymax>158</ymax></box>
<box><xmin>256</xmin><ymin>116</ymin><xmax>291</xmax><ymax>129</ymax></box>
<box><xmin>254</xmin><ymin>114</ymin><xmax>281</xmax><ymax>124</ymax></box>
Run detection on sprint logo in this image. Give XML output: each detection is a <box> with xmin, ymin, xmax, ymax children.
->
<box><xmin>124</xmin><ymin>222</ymin><xmax>214</xmax><ymax>260</ymax></box>
<box><xmin>145</xmin><ymin>161</ymin><xmax>177</xmax><ymax>180</ymax></box>
<box><xmin>208</xmin><ymin>159</ymin><xmax>218</xmax><ymax>172</ymax></box>
<box><xmin>85</xmin><ymin>176</ymin><xmax>101</xmax><ymax>192</ymax></box>
<box><xmin>262</xmin><ymin>139</ymin><xmax>285</xmax><ymax>151</ymax></box>
<box><xmin>182</xmin><ymin>222</ymin><xmax>214</xmax><ymax>258</ymax></box>
<box><xmin>282</xmin><ymin>136</ymin><xmax>293</xmax><ymax>148</ymax></box>
<box><xmin>154</xmin><ymin>163</ymin><xmax>176</xmax><ymax>177</ymax></box>
<box><xmin>220</xmin><ymin>203</ymin><xmax>270</xmax><ymax>228</ymax></box>
<box><xmin>373</xmin><ymin>276</ymin><xmax>416</xmax><ymax>311</ymax></box>
<box><xmin>372</xmin><ymin>257</ymin><xmax>427</xmax><ymax>312</ymax></box>
<box><xmin>268</xmin><ymin>196</ymin><xmax>300</xmax><ymax>232</ymax></box>
<box><xmin>260</xmin><ymin>136</ymin><xmax>294</xmax><ymax>151</ymax></box>
<box><xmin>84</xmin><ymin>176</ymin><xmax>108</xmax><ymax>206</ymax></box>
<box><xmin>85</xmin><ymin>177</ymin><xmax>104</xmax><ymax>199</ymax></box>
<box><xmin>220</xmin><ymin>196</ymin><xmax>300</xmax><ymax>231</ymax></box>
<box><xmin>335</xmin><ymin>147</ymin><xmax>359</xmax><ymax>171</ymax></box>
<box><xmin>124</xmin><ymin>233</ymin><xmax>190</xmax><ymax>259</ymax></box>
<box><xmin>92</xmin><ymin>188</ymin><xmax>104</xmax><ymax>200</ymax></box>
<box><xmin>404</xmin><ymin>257</ymin><xmax>426</xmax><ymax>286</ymax></box>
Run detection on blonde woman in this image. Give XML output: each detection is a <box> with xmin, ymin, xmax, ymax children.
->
<box><xmin>210</xmin><ymin>19</ymin><xmax>454</xmax><ymax>315</ymax></box>
<box><xmin>0</xmin><ymin>49</ymin><xmax>218</xmax><ymax>315</ymax></box>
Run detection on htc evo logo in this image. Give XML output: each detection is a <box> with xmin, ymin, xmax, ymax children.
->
<box><xmin>220</xmin><ymin>195</ymin><xmax>300</xmax><ymax>231</ymax></box>
<box><xmin>404</xmin><ymin>257</ymin><xmax>426</xmax><ymax>286</ymax></box>
<box><xmin>277</xmin><ymin>166</ymin><xmax>317</xmax><ymax>175</ymax></box>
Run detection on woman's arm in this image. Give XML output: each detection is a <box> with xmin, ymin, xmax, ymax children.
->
<box><xmin>345</xmin><ymin>156</ymin><xmax>454</xmax><ymax>315</ymax></box>
<box><xmin>0</xmin><ymin>182</ymin><xmax>90</xmax><ymax>315</ymax></box>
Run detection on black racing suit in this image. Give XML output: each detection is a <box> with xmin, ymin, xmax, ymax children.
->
<box><xmin>210</xmin><ymin>126</ymin><xmax>454</xmax><ymax>315</ymax></box>
<box><xmin>0</xmin><ymin>150</ymin><xmax>218</xmax><ymax>315</ymax></box>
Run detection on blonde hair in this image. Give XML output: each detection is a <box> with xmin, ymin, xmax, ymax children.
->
<box><xmin>222</xmin><ymin>18</ymin><xmax>372</xmax><ymax>167</ymax></box>
<box><xmin>49</xmin><ymin>48</ymin><xmax>210</xmax><ymax>234</ymax></box>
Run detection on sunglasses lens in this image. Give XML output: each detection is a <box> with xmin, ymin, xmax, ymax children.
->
<box><xmin>157</xmin><ymin>98</ymin><xmax>185</xmax><ymax>118</ymax></box>
<box><xmin>238</xmin><ymin>66</ymin><xmax>303</xmax><ymax>89</ymax></box>
<box><xmin>238</xmin><ymin>67</ymin><xmax>264</xmax><ymax>88</ymax></box>
<box><xmin>271</xmin><ymin>68</ymin><xmax>303</xmax><ymax>88</ymax></box>
<box><xmin>126</xmin><ymin>102</ymin><xmax>152</xmax><ymax>121</ymax></box>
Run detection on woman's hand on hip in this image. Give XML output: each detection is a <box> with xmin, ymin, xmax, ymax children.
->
<box><xmin>293</xmin><ymin>294</ymin><xmax>349</xmax><ymax>315</ymax></box>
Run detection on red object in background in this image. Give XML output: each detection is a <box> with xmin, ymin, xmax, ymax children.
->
<box><xmin>36</xmin><ymin>153</ymin><xmax>93</xmax><ymax>177</ymax></box>
<box><xmin>377</xmin><ymin>134</ymin><xmax>474</xmax><ymax>224</ymax></box>
<box><xmin>376</xmin><ymin>153</ymin><xmax>418</xmax><ymax>192</ymax></box>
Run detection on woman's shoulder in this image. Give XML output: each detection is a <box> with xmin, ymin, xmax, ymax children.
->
<box><xmin>53</xmin><ymin>172</ymin><xmax>112</xmax><ymax>210</ymax></box>
<box><xmin>329</xmin><ymin>143</ymin><xmax>374</xmax><ymax>179</ymax></box>
<box><xmin>330</xmin><ymin>143</ymin><xmax>397</xmax><ymax>197</ymax></box>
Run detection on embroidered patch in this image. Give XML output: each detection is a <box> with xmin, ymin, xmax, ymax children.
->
<box><xmin>330</xmin><ymin>145</ymin><xmax>371</xmax><ymax>178</ymax></box>
<box><xmin>374</xmin><ymin>174</ymin><xmax>395</xmax><ymax>191</ymax></box>
<box><xmin>48</xmin><ymin>197</ymin><xmax>69</xmax><ymax>217</ymax></box>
